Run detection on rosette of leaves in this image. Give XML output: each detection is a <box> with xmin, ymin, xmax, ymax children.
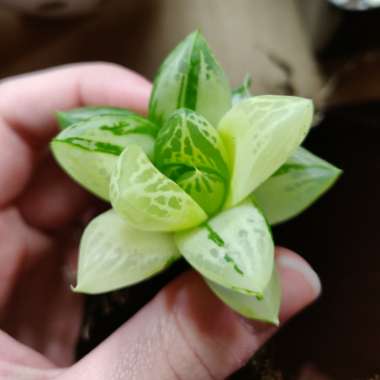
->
<box><xmin>51</xmin><ymin>31</ymin><xmax>341</xmax><ymax>324</ymax></box>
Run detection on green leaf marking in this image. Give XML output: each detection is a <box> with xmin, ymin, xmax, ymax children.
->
<box><xmin>52</xmin><ymin>114</ymin><xmax>158</xmax><ymax>200</ymax></box>
<box><xmin>57</xmin><ymin>106</ymin><xmax>133</xmax><ymax>129</ymax></box>
<box><xmin>206</xmin><ymin>265</ymin><xmax>281</xmax><ymax>324</ymax></box>
<box><xmin>219</xmin><ymin>95</ymin><xmax>314</xmax><ymax>207</ymax></box>
<box><xmin>175</xmin><ymin>199</ymin><xmax>274</xmax><ymax>296</ymax></box>
<box><xmin>149</xmin><ymin>31</ymin><xmax>231</xmax><ymax>127</ymax></box>
<box><xmin>110</xmin><ymin>145</ymin><xmax>207</xmax><ymax>231</ymax></box>
<box><xmin>253</xmin><ymin>146</ymin><xmax>342</xmax><ymax>224</ymax></box>
<box><xmin>232</xmin><ymin>74</ymin><xmax>252</xmax><ymax>105</ymax></box>
<box><xmin>74</xmin><ymin>209</ymin><xmax>180</xmax><ymax>294</ymax></box>
<box><xmin>155</xmin><ymin>109</ymin><xmax>230</xmax><ymax>215</ymax></box>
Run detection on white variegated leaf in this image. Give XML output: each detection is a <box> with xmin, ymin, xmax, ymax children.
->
<box><xmin>149</xmin><ymin>31</ymin><xmax>231</xmax><ymax>127</ymax></box>
<box><xmin>74</xmin><ymin>210</ymin><xmax>180</xmax><ymax>294</ymax></box>
<box><xmin>154</xmin><ymin>109</ymin><xmax>230</xmax><ymax>216</ymax></box>
<box><xmin>51</xmin><ymin>114</ymin><xmax>157</xmax><ymax>200</ymax></box>
<box><xmin>57</xmin><ymin>106</ymin><xmax>133</xmax><ymax>129</ymax></box>
<box><xmin>206</xmin><ymin>265</ymin><xmax>281</xmax><ymax>324</ymax></box>
<box><xmin>110</xmin><ymin>145</ymin><xmax>207</xmax><ymax>231</ymax></box>
<box><xmin>253</xmin><ymin>147</ymin><xmax>342</xmax><ymax>224</ymax></box>
<box><xmin>175</xmin><ymin>199</ymin><xmax>274</xmax><ymax>296</ymax></box>
<box><xmin>218</xmin><ymin>95</ymin><xmax>313</xmax><ymax>208</ymax></box>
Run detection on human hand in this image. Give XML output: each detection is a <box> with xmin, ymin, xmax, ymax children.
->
<box><xmin>0</xmin><ymin>63</ymin><xmax>321</xmax><ymax>380</ymax></box>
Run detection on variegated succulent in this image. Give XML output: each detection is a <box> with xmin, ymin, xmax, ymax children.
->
<box><xmin>51</xmin><ymin>31</ymin><xmax>341</xmax><ymax>324</ymax></box>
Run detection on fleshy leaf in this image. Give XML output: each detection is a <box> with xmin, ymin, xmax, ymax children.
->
<box><xmin>110</xmin><ymin>145</ymin><xmax>208</xmax><ymax>231</ymax></box>
<box><xmin>51</xmin><ymin>114</ymin><xmax>158</xmax><ymax>200</ymax></box>
<box><xmin>218</xmin><ymin>95</ymin><xmax>313</xmax><ymax>208</ymax></box>
<box><xmin>253</xmin><ymin>147</ymin><xmax>342</xmax><ymax>225</ymax></box>
<box><xmin>231</xmin><ymin>74</ymin><xmax>252</xmax><ymax>105</ymax></box>
<box><xmin>175</xmin><ymin>171</ymin><xmax>226</xmax><ymax>217</ymax></box>
<box><xmin>175</xmin><ymin>199</ymin><xmax>274</xmax><ymax>296</ymax></box>
<box><xmin>149</xmin><ymin>31</ymin><xmax>231</xmax><ymax>127</ymax></box>
<box><xmin>154</xmin><ymin>109</ymin><xmax>229</xmax><ymax>215</ymax></box>
<box><xmin>74</xmin><ymin>209</ymin><xmax>180</xmax><ymax>294</ymax></box>
<box><xmin>57</xmin><ymin>106</ymin><xmax>133</xmax><ymax>129</ymax></box>
<box><xmin>206</xmin><ymin>265</ymin><xmax>281</xmax><ymax>324</ymax></box>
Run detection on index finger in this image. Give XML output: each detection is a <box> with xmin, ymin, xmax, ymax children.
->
<box><xmin>0</xmin><ymin>62</ymin><xmax>152</xmax><ymax>206</ymax></box>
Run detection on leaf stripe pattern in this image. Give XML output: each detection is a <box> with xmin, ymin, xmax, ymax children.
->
<box><xmin>74</xmin><ymin>209</ymin><xmax>180</xmax><ymax>294</ymax></box>
<box><xmin>175</xmin><ymin>199</ymin><xmax>274</xmax><ymax>296</ymax></box>
<box><xmin>110</xmin><ymin>145</ymin><xmax>207</xmax><ymax>231</ymax></box>
<box><xmin>51</xmin><ymin>114</ymin><xmax>158</xmax><ymax>200</ymax></box>
<box><xmin>57</xmin><ymin>106</ymin><xmax>134</xmax><ymax>129</ymax></box>
<box><xmin>219</xmin><ymin>95</ymin><xmax>313</xmax><ymax>207</ymax></box>
<box><xmin>253</xmin><ymin>146</ymin><xmax>341</xmax><ymax>224</ymax></box>
<box><xmin>155</xmin><ymin>109</ymin><xmax>230</xmax><ymax>215</ymax></box>
<box><xmin>149</xmin><ymin>31</ymin><xmax>231</xmax><ymax>127</ymax></box>
<box><xmin>59</xmin><ymin>137</ymin><xmax>124</xmax><ymax>155</ymax></box>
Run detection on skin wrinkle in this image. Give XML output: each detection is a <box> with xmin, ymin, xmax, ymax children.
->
<box><xmin>162</xmin><ymin>277</ymin><xmax>217</xmax><ymax>380</ymax></box>
<box><xmin>162</xmin><ymin>272</ymin><xmax>258</xmax><ymax>380</ymax></box>
<box><xmin>172</xmin><ymin>307</ymin><xmax>217</xmax><ymax>380</ymax></box>
<box><xmin>158</xmin><ymin>311</ymin><xmax>184</xmax><ymax>380</ymax></box>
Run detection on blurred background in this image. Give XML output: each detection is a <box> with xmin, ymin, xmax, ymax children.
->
<box><xmin>0</xmin><ymin>0</ymin><xmax>379</xmax><ymax>379</ymax></box>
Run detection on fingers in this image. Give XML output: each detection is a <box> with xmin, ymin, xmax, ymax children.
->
<box><xmin>0</xmin><ymin>118</ymin><xmax>34</xmax><ymax>208</ymax></box>
<box><xmin>0</xmin><ymin>62</ymin><xmax>151</xmax><ymax>206</ymax></box>
<box><xmin>64</xmin><ymin>248</ymin><xmax>320</xmax><ymax>380</ymax></box>
<box><xmin>276</xmin><ymin>247</ymin><xmax>321</xmax><ymax>321</ymax></box>
<box><xmin>17</xmin><ymin>156</ymin><xmax>93</xmax><ymax>230</ymax></box>
<box><xmin>0</xmin><ymin>62</ymin><xmax>151</xmax><ymax>144</ymax></box>
<box><xmin>2</xmin><ymin>239</ymin><xmax>83</xmax><ymax>367</ymax></box>
<box><xmin>0</xmin><ymin>331</ymin><xmax>54</xmax><ymax>369</ymax></box>
<box><xmin>0</xmin><ymin>208</ymin><xmax>52</xmax><ymax>311</ymax></box>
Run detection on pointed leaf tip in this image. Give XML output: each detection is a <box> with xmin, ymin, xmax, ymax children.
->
<box><xmin>219</xmin><ymin>95</ymin><xmax>314</xmax><ymax>208</ymax></box>
<box><xmin>206</xmin><ymin>265</ymin><xmax>281</xmax><ymax>324</ymax></box>
<box><xmin>232</xmin><ymin>74</ymin><xmax>253</xmax><ymax>105</ymax></box>
<box><xmin>175</xmin><ymin>199</ymin><xmax>274</xmax><ymax>295</ymax></box>
<box><xmin>74</xmin><ymin>210</ymin><xmax>180</xmax><ymax>294</ymax></box>
<box><xmin>254</xmin><ymin>146</ymin><xmax>342</xmax><ymax>224</ymax></box>
<box><xmin>149</xmin><ymin>30</ymin><xmax>231</xmax><ymax>127</ymax></box>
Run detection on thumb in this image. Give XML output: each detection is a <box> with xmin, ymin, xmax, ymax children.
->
<box><xmin>63</xmin><ymin>248</ymin><xmax>320</xmax><ymax>380</ymax></box>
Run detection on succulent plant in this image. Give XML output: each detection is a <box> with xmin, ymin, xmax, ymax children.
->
<box><xmin>51</xmin><ymin>31</ymin><xmax>341</xmax><ymax>324</ymax></box>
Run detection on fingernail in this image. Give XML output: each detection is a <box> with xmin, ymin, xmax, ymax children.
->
<box><xmin>277</xmin><ymin>254</ymin><xmax>322</xmax><ymax>297</ymax></box>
